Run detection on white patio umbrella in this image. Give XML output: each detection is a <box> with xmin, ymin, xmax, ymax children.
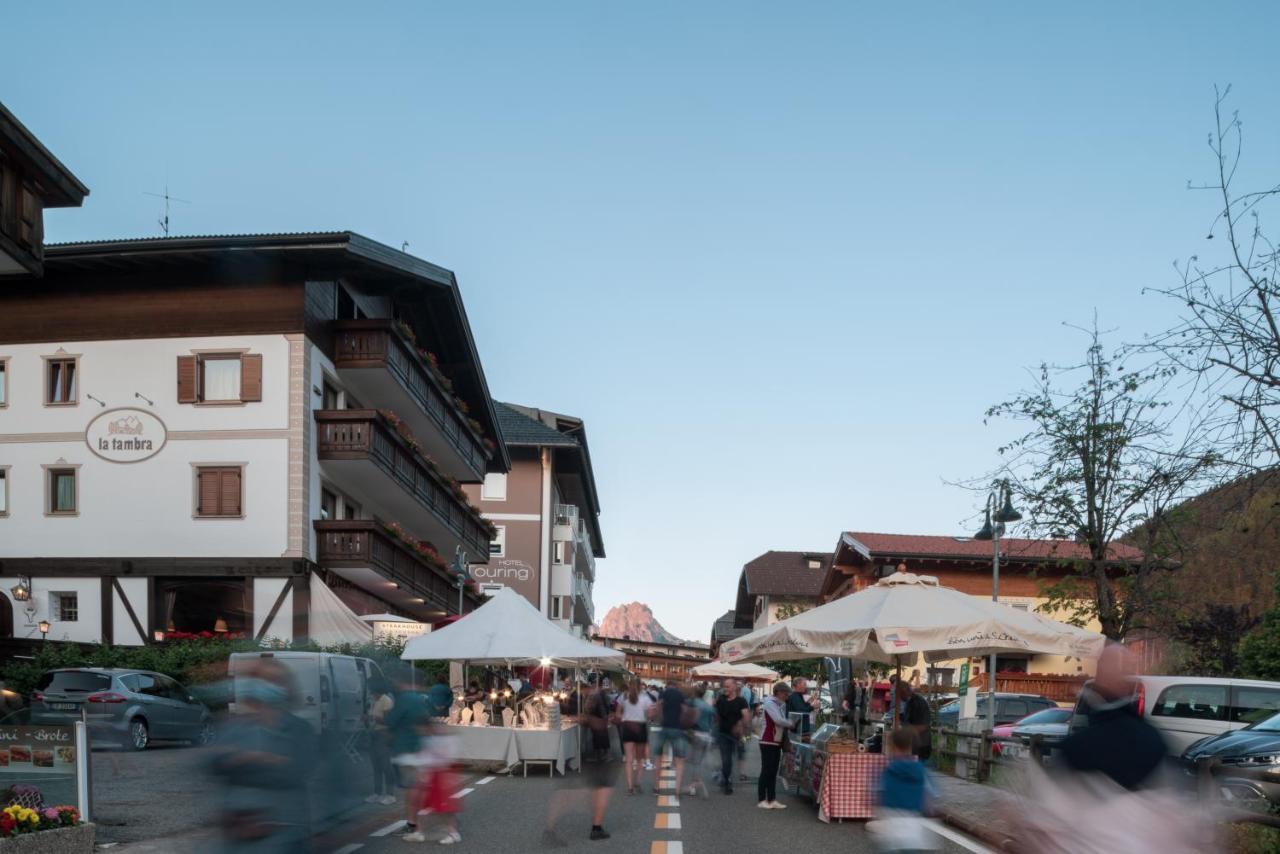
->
<box><xmin>690</xmin><ymin>661</ymin><xmax>779</xmax><ymax>682</ymax></box>
<box><xmin>719</xmin><ymin>569</ymin><xmax>1105</xmax><ymax>667</ymax></box>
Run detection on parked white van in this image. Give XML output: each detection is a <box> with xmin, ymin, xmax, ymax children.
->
<box><xmin>1070</xmin><ymin>675</ymin><xmax>1280</xmax><ymax>755</ymax></box>
<box><xmin>228</xmin><ymin>651</ymin><xmax>386</xmax><ymax>736</ymax></box>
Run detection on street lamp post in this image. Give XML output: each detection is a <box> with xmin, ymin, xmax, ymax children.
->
<box><xmin>452</xmin><ymin>547</ymin><xmax>470</xmax><ymax>617</ymax></box>
<box><xmin>971</xmin><ymin>483</ymin><xmax>1022</xmax><ymax>736</ymax></box>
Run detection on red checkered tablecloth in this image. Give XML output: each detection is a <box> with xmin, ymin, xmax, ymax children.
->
<box><xmin>816</xmin><ymin>752</ymin><xmax>888</xmax><ymax>822</ymax></box>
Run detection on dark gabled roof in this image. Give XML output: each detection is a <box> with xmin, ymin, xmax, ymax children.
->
<box><xmin>497</xmin><ymin>401</ymin><xmax>605</xmax><ymax>557</ymax></box>
<box><xmin>0</xmin><ymin>101</ymin><xmax>89</xmax><ymax>207</ymax></box>
<box><xmin>840</xmin><ymin>532</ymin><xmax>1143</xmax><ymax>564</ymax></box>
<box><xmin>742</xmin><ymin>550</ymin><xmax>831</xmax><ymax>597</ymax></box>
<box><xmin>711</xmin><ymin>609</ymin><xmax>749</xmax><ymax>644</ymax></box>
<box><xmin>495</xmin><ymin>402</ymin><xmax>581</xmax><ymax>448</ymax></box>
<box><xmin>41</xmin><ymin>231</ymin><xmax>509</xmax><ymax>470</ymax></box>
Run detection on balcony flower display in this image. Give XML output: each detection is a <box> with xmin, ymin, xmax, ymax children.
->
<box><xmin>392</xmin><ymin>320</ymin><xmax>492</xmax><ymax>453</ymax></box>
<box><xmin>382</xmin><ymin>522</ymin><xmax>449</xmax><ymax>573</ymax></box>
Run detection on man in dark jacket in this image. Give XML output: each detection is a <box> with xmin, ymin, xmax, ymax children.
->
<box><xmin>1058</xmin><ymin>645</ymin><xmax>1166</xmax><ymax>790</ymax></box>
<box><xmin>894</xmin><ymin>679</ymin><xmax>932</xmax><ymax>761</ymax></box>
<box><xmin>785</xmin><ymin>677</ymin><xmax>818</xmax><ymax>736</ymax></box>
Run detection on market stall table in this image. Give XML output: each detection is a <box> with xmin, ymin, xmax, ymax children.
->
<box><xmin>816</xmin><ymin>752</ymin><xmax>889</xmax><ymax>822</ymax></box>
<box><xmin>442</xmin><ymin>723</ymin><xmax>580</xmax><ymax>775</ymax></box>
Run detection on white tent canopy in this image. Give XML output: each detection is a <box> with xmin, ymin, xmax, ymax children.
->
<box><xmin>720</xmin><ymin>570</ymin><xmax>1106</xmax><ymax>667</ymax></box>
<box><xmin>401</xmin><ymin>587</ymin><xmax>626</xmax><ymax>668</ymax></box>
<box><xmin>691</xmin><ymin>661</ymin><xmax>779</xmax><ymax>682</ymax></box>
<box><xmin>309</xmin><ymin>574</ymin><xmax>376</xmax><ymax>646</ymax></box>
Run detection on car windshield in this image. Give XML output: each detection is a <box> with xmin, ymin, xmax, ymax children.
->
<box><xmin>1250</xmin><ymin>711</ymin><xmax>1280</xmax><ymax>733</ymax></box>
<box><xmin>1016</xmin><ymin>707</ymin><xmax>1071</xmax><ymax>727</ymax></box>
<box><xmin>939</xmin><ymin>698</ymin><xmax>991</xmax><ymax>715</ymax></box>
<box><xmin>36</xmin><ymin>671</ymin><xmax>112</xmax><ymax>694</ymax></box>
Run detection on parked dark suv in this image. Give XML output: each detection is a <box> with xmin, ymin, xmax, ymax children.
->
<box><xmin>29</xmin><ymin>668</ymin><xmax>213</xmax><ymax>750</ymax></box>
<box><xmin>1181</xmin><ymin>709</ymin><xmax>1280</xmax><ymax>810</ymax></box>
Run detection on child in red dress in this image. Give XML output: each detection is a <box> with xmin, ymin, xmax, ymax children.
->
<box><xmin>403</xmin><ymin>722</ymin><xmax>460</xmax><ymax>845</ymax></box>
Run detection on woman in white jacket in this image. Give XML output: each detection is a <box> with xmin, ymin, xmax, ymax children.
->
<box><xmin>756</xmin><ymin>682</ymin><xmax>797</xmax><ymax>810</ymax></box>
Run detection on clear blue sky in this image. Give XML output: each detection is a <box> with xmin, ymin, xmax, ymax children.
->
<box><xmin>9</xmin><ymin>2</ymin><xmax>1279</xmax><ymax>641</ymax></box>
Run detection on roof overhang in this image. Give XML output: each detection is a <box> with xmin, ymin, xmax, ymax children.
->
<box><xmin>0</xmin><ymin>102</ymin><xmax>89</xmax><ymax>208</ymax></box>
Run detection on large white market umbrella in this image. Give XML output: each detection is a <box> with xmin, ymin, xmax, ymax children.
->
<box><xmin>720</xmin><ymin>569</ymin><xmax>1106</xmax><ymax>667</ymax></box>
<box><xmin>691</xmin><ymin>661</ymin><xmax>779</xmax><ymax>682</ymax></box>
<box><xmin>401</xmin><ymin>587</ymin><xmax>625</xmax><ymax>668</ymax></box>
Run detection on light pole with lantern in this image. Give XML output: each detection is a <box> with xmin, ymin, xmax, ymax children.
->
<box><xmin>452</xmin><ymin>547</ymin><xmax>470</xmax><ymax>617</ymax></box>
<box><xmin>970</xmin><ymin>482</ymin><xmax>1022</xmax><ymax>736</ymax></box>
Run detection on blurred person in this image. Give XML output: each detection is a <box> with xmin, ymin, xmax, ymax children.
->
<box><xmin>844</xmin><ymin>678</ymin><xmax>868</xmax><ymax>738</ymax></box>
<box><xmin>424</xmin><ymin>671</ymin><xmax>452</xmax><ymax>718</ymax></box>
<box><xmin>757</xmin><ymin>682</ymin><xmax>798</xmax><ymax>810</ymax></box>
<box><xmin>736</xmin><ymin>680</ymin><xmax>755</xmax><ymax>778</ymax></box>
<box><xmin>894</xmin><ymin>678</ymin><xmax>932</xmax><ymax>761</ymax></box>
<box><xmin>403</xmin><ymin>721</ymin><xmax>461</xmax><ymax>844</ymax></box>
<box><xmin>684</xmin><ymin>683</ymin><xmax>715</xmax><ymax>799</ymax></box>
<box><xmin>543</xmin><ymin>682</ymin><xmax>617</xmax><ymax>846</ymax></box>
<box><xmin>650</xmin><ymin>677</ymin><xmax>690</xmax><ymax>802</ymax></box>
<box><xmin>714</xmin><ymin>678</ymin><xmax>751</xmax><ymax>795</ymax></box>
<box><xmin>615</xmin><ymin>678</ymin><xmax>654</xmax><ymax>794</ymax></box>
<box><xmin>463</xmin><ymin>680</ymin><xmax>483</xmax><ymax>704</ymax></box>
<box><xmin>386</xmin><ymin>669</ymin><xmax>430</xmax><ymax>839</ymax></box>
<box><xmin>867</xmin><ymin>727</ymin><xmax>937</xmax><ymax>853</ymax></box>
<box><xmin>367</xmin><ymin>677</ymin><xmax>397</xmax><ymax>806</ymax></box>
<box><xmin>207</xmin><ymin>658</ymin><xmax>316</xmax><ymax>854</ymax></box>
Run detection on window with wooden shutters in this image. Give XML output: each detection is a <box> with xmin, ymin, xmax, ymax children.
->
<box><xmin>195</xmin><ymin>466</ymin><xmax>243</xmax><ymax>517</ymax></box>
<box><xmin>178</xmin><ymin>354</ymin><xmax>263</xmax><ymax>404</ymax></box>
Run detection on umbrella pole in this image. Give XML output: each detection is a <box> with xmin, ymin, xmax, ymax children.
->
<box><xmin>893</xmin><ymin>657</ymin><xmax>902</xmax><ymax>733</ymax></box>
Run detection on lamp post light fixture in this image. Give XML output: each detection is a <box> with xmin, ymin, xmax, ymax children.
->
<box><xmin>971</xmin><ymin>482</ymin><xmax>1022</xmax><ymax>736</ymax></box>
<box><xmin>38</xmin><ymin>620</ymin><xmax>50</xmax><ymax>641</ymax></box>
<box><xmin>452</xmin><ymin>547</ymin><xmax>470</xmax><ymax>617</ymax></box>
<box><xmin>10</xmin><ymin>576</ymin><xmax>31</xmax><ymax>603</ymax></box>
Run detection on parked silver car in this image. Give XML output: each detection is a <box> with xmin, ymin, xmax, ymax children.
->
<box><xmin>30</xmin><ymin>668</ymin><xmax>213</xmax><ymax>750</ymax></box>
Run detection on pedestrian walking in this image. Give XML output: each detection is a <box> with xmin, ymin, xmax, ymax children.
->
<box><xmin>736</xmin><ymin>680</ymin><xmax>755</xmax><ymax>778</ymax></box>
<box><xmin>385</xmin><ymin>669</ymin><xmax>430</xmax><ymax>839</ymax></box>
<box><xmin>757</xmin><ymin>681</ymin><xmax>797</xmax><ymax>810</ymax></box>
<box><xmin>650</xmin><ymin>677</ymin><xmax>690</xmax><ymax>803</ymax></box>
<box><xmin>366</xmin><ymin>677</ymin><xmax>397</xmax><ymax>806</ymax></box>
<box><xmin>893</xmin><ymin>678</ymin><xmax>933</xmax><ymax>761</ymax></box>
<box><xmin>713</xmin><ymin>678</ymin><xmax>751</xmax><ymax>795</ymax></box>
<box><xmin>616</xmin><ymin>678</ymin><xmax>654</xmax><ymax>794</ymax></box>
<box><xmin>867</xmin><ymin>727</ymin><xmax>936</xmax><ymax>853</ymax></box>
<box><xmin>684</xmin><ymin>683</ymin><xmax>715</xmax><ymax>799</ymax></box>
<box><xmin>544</xmin><ymin>681</ymin><xmax>617</xmax><ymax>845</ymax></box>
<box><xmin>402</xmin><ymin>721</ymin><xmax>461</xmax><ymax>845</ymax></box>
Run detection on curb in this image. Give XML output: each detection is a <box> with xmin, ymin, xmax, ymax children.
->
<box><xmin>937</xmin><ymin>807</ymin><xmax>1018</xmax><ymax>851</ymax></box>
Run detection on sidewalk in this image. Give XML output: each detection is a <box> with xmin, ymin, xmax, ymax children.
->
<box><xmin>932</xmin><ymin>773</ymin><xmax>1019</xmax><ymax>851</ymax></box>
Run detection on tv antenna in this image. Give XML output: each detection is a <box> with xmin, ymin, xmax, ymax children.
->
<box><xmin>144</xmin><ymin>186</ymin><xmax>191</xmax><ymax>236</ymax></box>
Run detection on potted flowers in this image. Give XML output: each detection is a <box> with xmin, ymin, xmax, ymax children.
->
<box><xmin>0</xmin><ymin>804</ymin><xmax>92</xmax><ymax>854</ymax></box>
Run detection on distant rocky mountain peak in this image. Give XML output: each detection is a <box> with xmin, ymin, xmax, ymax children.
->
<box><xmin>599</xmin><ymin>602</ymin><xmax>684</xmax><ymax>644</ymax></box>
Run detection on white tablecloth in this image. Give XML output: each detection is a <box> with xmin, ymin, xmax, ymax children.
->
<box><xmin>443</xmin><ymin>723</ymin><xmax>579</xmax><ymax>774</ymax></box>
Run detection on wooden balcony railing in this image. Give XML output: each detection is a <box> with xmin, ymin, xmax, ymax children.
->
<box><xmin>315</xmin><ymin>519</ymin><xmax>479</xmax><ymax>615</ymax></box>
<box><xmin>315</xmin><ymin>409</ymin><xmax>491</xmax><ymax>559</ymax></box>
<box><xmin>332</xmin><ymin>319</ymin><xmax>489</xmax><ymax>477</ymax></box>
<box><xmin>969</xmin><ymin>672</ymin><xmax>1089</xmax><ymax>704</ymax></box>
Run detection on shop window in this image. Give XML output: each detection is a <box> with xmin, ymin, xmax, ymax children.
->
<box><xmin>45</xmin><ymin>357</ymin><xmax>78</xmax><ymax>406</ymax></box>
<box><xmin>46</xmin><ymin>467</ymin><xmax>77</xmax><ymax>515</ymax></box>
<box><xmin>195</xmin><ymin>466</ymin><xmax>243</xmax><ymax>517</ymax></box>
<box><xmin>177</xmin><ymin>354</ymin><xmax>262</xmax><ymax>404</ymax></box>
<box><xmin>51</xmin><ymin>592</ymin><xmax>78</xmax><ymax>622</ymax></box>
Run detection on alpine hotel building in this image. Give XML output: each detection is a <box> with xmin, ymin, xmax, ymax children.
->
<box><xmin>0</xmin><ymin>231</ymin><xmax>510</xmax><ymax>644</ymax></box>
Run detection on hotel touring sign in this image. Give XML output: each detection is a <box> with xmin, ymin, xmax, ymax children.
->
<box><xmin>85</xmin><ymin>408</ymin><xmax>168</xmax><ymax>463</ymax></box>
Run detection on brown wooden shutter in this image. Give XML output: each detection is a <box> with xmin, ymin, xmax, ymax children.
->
<box><xmin>197</xmin><ymin>469</ymin><xmax>220</xmax><ymax>516</ymax></box>
<box><xmin>177</xmin><ymin>356</ymin><xmax>198</xmax><ymax>403</ymax></box>
<box><xmin>240</xmin><ymin>354</ymin><xmax>262</xmax><ymax>402</ymax></box>
<box><xmin>220</xmin><ymin>469</ymin><xmax>242</xmax><ymax>516</ymax></box>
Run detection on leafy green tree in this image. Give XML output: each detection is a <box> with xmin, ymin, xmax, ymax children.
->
<box><xmin>1240</xmin><ymin>576</ymin><xmax>1280</xmax><ymax>681</ymax></box>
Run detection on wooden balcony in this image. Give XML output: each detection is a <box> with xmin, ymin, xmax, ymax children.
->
<box><xmin>331</xmin><ymin>319</ymin><xmax>490</xmax><ymax>481</ymax></box>
<box><xmin>314</xmin><ymin>520</ymin><xmax>479</xmax><ymax>616</ymax></box>
<box><xmin>315</xmin><ymin>409</ymin><xmax>492</xmax><ymax>561</ymax></box>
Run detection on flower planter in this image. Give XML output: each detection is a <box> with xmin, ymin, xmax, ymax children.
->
<box><xmin>0</xmin><ymin>825</ymin><xmax>94</xmax><ymax>854</ymax></box>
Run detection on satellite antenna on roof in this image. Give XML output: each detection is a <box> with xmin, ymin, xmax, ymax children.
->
<box><xmin>144</xmin><ymin>185</ymin><xmax>191</xmax><ymax>236</ymax></box>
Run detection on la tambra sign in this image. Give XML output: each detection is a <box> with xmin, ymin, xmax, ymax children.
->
<box><xmin>85</xmin><ymin>408</ymin><xmax>168</xmax><ymax>463</ymax></box>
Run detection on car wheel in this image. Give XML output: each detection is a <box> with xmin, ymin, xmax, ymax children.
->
<box><xmin>129</xmin><ymin>718</ymin><xmax>149</xmax><ymax>751</ymax></box>
<box><xmin>195</xmin><ymin>721</ymin><xmax>215</xmax><ymax>746</ymax></box>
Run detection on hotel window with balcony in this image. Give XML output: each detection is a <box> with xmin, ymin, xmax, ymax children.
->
<box><xmin>50</xmin><ymin>592</ymin><xmax>78</xmax><ymax>622</ymax></box>
<box><xmin>195</xmin><ymin>466</ymin><xmax>243</xmax><ymax>518</ymax></box>
<box><xmin>320</xmin><ymin>489</ymin><xmax>338</xmax><ymax>521</ymax></box>
<box><xmin>489</xmin><ymin>526</ymin><xmax>506</xmax><ymax>557</ymax></box>
<box><xmin>46</xmin><ymin>467</ymin><xmax>77</xmax><ymax>515</ymax></box>
<box><xmin>0</xmin><ymin>359</ymin><xmax>7</xmax><ymax>407</ymax></box>
<box><xmin>481</xmin><ymin>473</ymin><xmax>507</xmax><ymax>501</ymax></box>
<box><xmin>0</xmin><ymin>467</ymin><xmax>8</xmax><ymax>517</ymax></box>
<box><xmin>44</xmin><ymin>357</ymin><xmax>78</xmax><ymax>406</ymax></box>
<box><xmin>177</xmin><ymin>354</ymin><xmax>262</xmax><ymax>404</ymax></box>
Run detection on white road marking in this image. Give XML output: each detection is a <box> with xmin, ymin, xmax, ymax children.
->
<box><xmin>476</xmin><ymin>776</ymin><xmax>495</xmax><ymax>785</ymax></box>
<box><xmin>452</xmin><ymin>787</ymin><xmax>475</xmax><ymax>798</ymax></box>
<box><xmin>332</xmin><ymin>845</ymin><xmax>364</xmax><ymax>854</ymax></box>
<box><xmin>925</xmin><ymin>819</ymin><xmax>997</xmax><ymax>853</ymax></box>
<box><xmin>370</xmin><ymin>820</ymin><xmax>407</xmax><ymax>837</ymax></box>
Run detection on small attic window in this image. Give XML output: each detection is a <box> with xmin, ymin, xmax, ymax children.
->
<box><xmin>807</xmin><ymin>560</ymin><xmax>822</xmax><ymax>569</ymax></box>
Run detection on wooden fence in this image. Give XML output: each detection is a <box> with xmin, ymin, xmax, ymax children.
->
<box><xmin>968</xmin><ymin>672</ymin><xmax>1088</xmax><ymax>703</ymax></box>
